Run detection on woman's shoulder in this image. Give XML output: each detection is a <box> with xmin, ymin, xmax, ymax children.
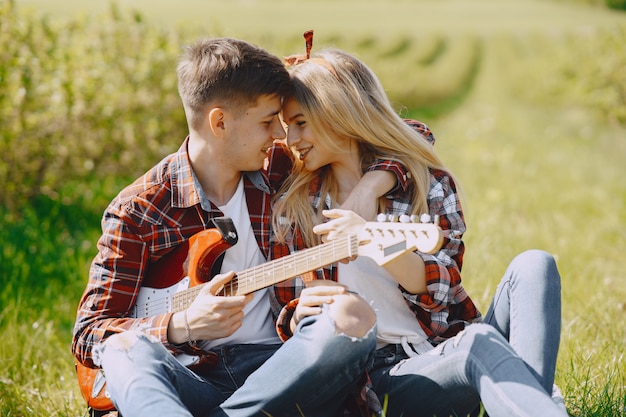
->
<box><xmin>428</xmin><ymin>167</ymin><xmax>459</xmax><ymax>193</ymax></box>
<box><xmin>404</xmin><ymin>118</ymin><xmax>435</xmax><ymax>145</ymax></box>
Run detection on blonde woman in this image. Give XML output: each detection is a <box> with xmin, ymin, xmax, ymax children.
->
<box><xmin>271</xmin><ymin>45</ymin><xmax>566</xmax><ymax>417</ymax></box>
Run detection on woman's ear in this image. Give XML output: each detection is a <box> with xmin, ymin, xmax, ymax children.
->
<box><xmin>207</xmin><ymin>107</ymin><xmax>226</xmax><ymax>137</ymax></box>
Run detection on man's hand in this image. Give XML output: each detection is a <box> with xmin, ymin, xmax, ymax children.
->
<box><xmin>168</xmin><ymin>271</ymin><xmax>253</xmax><ymax>344</ymax></box>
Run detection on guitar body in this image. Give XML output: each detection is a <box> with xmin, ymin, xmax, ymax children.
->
<box><xmin>144</xmin><ymin>217</ymin><xmax>238</xmax><ymax>289</ymax></box>
<box><xmin>76</xmin><ymin>218</ymin><xmax>237</xmax><ymax>412</ymax></box>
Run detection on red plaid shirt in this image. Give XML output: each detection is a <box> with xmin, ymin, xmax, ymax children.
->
<box><xmin>271</xmin><ymin>120</ymin><xmax>481</xmax><ymax>344</ymax></box>
<box><xmin>72</xmin><ymin>138</ymin><xmax>293</xmax><ymax>367</ymax></box>
<box><xmin>269</xmin><ymin>120</ymin><xmax>481</xmax><ymax>416</ymax></box>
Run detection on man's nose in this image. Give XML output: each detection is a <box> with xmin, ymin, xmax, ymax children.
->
<box><xmin>272</xmin><ymin>118</ymin><xmax>286</xmax><ymax>140</ymax></box>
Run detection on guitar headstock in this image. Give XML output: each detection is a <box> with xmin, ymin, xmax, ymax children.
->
<box><xmin>357</xmin><ymin>213</ymin><xmax>443</xmax><ymax>265</ymax></box>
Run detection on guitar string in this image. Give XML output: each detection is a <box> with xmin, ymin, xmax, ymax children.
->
<box><xmin>139</xmin><ymin>238</ymin><xmax>354</xmax><ymax>315</ymax></box>
<box><xmin>230</xmin><ymin>241</ymin><xmax>351</xmax><ymax>295</ymax></box>
<box><xmin>136</xmin><ymin>224</ymin><xmax>431</xmax><ymax>314</ymax></box>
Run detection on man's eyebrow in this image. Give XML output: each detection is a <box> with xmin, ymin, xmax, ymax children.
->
<box><xmin>264</xmin><ymin>109</ymin><xmax>282</xmax><ymax>118</ymax></box>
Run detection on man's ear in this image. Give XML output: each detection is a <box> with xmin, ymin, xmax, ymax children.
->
<box><xmin>207</xmin><ymin>107</ymin><xmax>226</xmax><ymax>137</ymax></box>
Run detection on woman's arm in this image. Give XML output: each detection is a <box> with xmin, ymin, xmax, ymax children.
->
<box><xmin>340</xmin><ymin>170</ymin><xmax>395</xmax><ymax>221</ymax></box>
<box><xmin>313</xmin><ymin>208</ymin><xmax>428</xmax><ymax>294</ymax></box>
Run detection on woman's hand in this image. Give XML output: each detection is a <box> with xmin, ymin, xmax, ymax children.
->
<box><xmin>312</xmin><ymin>209</ymin><xmax>366</xmax><ymax>243</ymax></box>
<box><xmin>290</xmin><ymin>280</ymin><xmax>348</xmax><ymax>332</ymax></box>
<box><xmin>313</xmin><ymin>209</ymin><xmax>366</xmax><ymax>263</ymax></box>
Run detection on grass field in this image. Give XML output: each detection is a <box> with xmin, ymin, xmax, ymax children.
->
<box><xmin>3</xmin><ymin>0</ymin><xmax>626</xmax><ymax>416</ymax></box>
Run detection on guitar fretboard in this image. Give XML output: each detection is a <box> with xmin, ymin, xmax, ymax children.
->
<box><xmin>169</xmin><ymin>235</ymin><xmax>358</xmax><ymax>312</ymax></box>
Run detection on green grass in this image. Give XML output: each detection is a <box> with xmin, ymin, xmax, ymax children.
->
<box><xmin>2</xmin><ymin>1</ymin><xmax>626</xmax><ymax>416</ymax></box>
<box><xmin>430</xmin><ymin>32</ymin><xmax>626</xmax><ymax>417</ymax></box>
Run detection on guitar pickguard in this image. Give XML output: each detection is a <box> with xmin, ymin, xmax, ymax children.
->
<box><xmin>131</xmin><ymin>277</ymin><xmax>190</xmax><ymax>318</ymax></box>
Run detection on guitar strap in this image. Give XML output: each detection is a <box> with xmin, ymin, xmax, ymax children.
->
<box><xmin>207</xmin><ymin>216</ymin><xmax>238</xmax><ymax>278</ymax></box>
<box><xmin>210</xmin><ymin>253</ymin><xmax>225</xmax><ymax>278</ymax></box>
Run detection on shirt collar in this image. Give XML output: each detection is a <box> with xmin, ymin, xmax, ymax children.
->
<box><xmin>170</xmin><ymin>137</ymin><xmax>201</xmax><ymax>209</ymax></box>
<box><xmin>172</xmin><ymin>137</ymin><xmax>271</xmax><ymax>209</ymax></box>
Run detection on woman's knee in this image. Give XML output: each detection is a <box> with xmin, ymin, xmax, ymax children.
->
<box><xmin>512</xmin><ymin>249</ymin><xmax>558</xmax><ymax>273</ymax></box>
<box><xmin>509</xmin><ymin>249</ymin><xmax>561</xmax><ymax>287</ymax></box>
<box><xmin>327</xmin><ymin>292</ymin><xmax>376</xmax><ymax>338</ymax></box>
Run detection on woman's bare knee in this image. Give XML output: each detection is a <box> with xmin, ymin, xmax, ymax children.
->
<box><xmin>328</xmin><ymin>293</ymin><xmax>376</xmax><ymax>337</ymax></box>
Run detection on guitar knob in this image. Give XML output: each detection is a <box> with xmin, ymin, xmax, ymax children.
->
<box><xmin>420</xmin><ymin>213</ymin><xmax>432</xmax><ymax>223</ymax></box>
<box><xmin>399</xmin><ymin>214</ymin><xmax>411</xmax><ymax>223</ymax></box>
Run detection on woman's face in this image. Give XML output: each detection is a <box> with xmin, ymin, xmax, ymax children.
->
<box><xmin>282</xmin><ymin>98</ymin><xmax>349</xmax><ymax>171</ymax></box>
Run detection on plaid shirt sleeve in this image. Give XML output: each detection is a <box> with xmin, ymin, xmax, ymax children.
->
<box><xmin>72</xmin><ymin>147</ymin><xmax>208</xmax><ymax>368</ymax></box>
<box><xmin>366</xmin><ymin>119</ymin><xmax>436</xmax><ymax>196</ymax></box>
<box><xmin>383</xmin><ymin>168</ymin><xmax>481</xmax><ymax>342</ymax></box>
<box><xmin>72</xmin><ymin>205</ymin><xmax>169</xmax><ymax>368</ymax></box>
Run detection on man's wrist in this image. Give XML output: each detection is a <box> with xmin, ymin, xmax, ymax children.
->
<box><xmin>167</xmin><ymin>312</ymin><xmax>187</xmax><ymax>345</ymax></box>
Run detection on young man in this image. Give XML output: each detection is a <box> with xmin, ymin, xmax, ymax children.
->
<box><xmin>72</xmin><ymin>37</ymin><xmax>379</xmax><ymax>417</ymax></box>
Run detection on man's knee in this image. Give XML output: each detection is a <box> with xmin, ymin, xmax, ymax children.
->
<box><xmin>328</xmin><ymin>292</ymin><xmax>376</xmax><ymax>337</ymax></box>
<box><xmin>103</xmin><ymin>331</ymin><xmax>147</xmax><ymax>351</ymax></box>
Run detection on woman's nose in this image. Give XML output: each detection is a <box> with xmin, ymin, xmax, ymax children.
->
<box><xmin>286</xmin><ymin>127</ymin><xmax>299</xmax><ymax>146</ymax></box>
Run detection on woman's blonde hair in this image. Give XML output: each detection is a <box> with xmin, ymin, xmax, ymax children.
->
<box><xmin>273</xmin><ymin>48</ymin><xmax>453</xmax><ymax>246</ymax></box>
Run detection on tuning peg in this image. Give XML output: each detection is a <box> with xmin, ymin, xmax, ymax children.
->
<box><xmin>399</xmin><ymin>214</ymin><xmax>411</xmax><ymax>223</ymax></box>
<box><xmin>420</xmin><ymin>213</ymin><xmax>431</xmax><ymax>223</ymax></box>
<box><xmin>376</xmin><ymin>213</ymin><xmax>388</xmax><ymax>223</ymax></box>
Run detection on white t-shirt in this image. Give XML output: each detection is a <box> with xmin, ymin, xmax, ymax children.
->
<box><xmin>200</xmin><ymin>177</ymin><xmax>280</xmax><ymax>350</ymax></box>
<box><xmin>338</xmin><ymin>257</ymin><xmax>433</xmax><ymax>356</ymax></box>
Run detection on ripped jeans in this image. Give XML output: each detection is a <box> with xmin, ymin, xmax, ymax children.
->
<box><xmin>96</xmin><ymin>306</ymin><xmax>376</xmax><ymax>417</ymax></box>
<box><xmin>368</xmin><ymin>250</ymin><xmax>565</xmax><ymax>417</ymax></box>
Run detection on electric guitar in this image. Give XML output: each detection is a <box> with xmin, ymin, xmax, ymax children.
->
<box><xmin>76</xmin><ymin>216</ymin><xmax>443</xmax><ymax>412</ymax></box>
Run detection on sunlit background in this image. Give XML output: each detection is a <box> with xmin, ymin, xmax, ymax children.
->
<box><xmin>2</xmin><ymin>0</ymin><xmax>625</xmax><ymax>415</ymax></box>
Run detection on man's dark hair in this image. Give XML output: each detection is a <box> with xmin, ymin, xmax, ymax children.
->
<box><xmin>177</xmin><ymin>38</ymin><xmax>291</xmax><ymax>129</ymax></box>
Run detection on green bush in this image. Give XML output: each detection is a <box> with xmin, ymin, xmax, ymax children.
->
<box><xmin>606</xmin><ymin>0</ymin><xmax>626</xmax><ymax>10</ymax></box>
<box><xmin>0</xmin><ymin>1</ymin><xmax>187</xmax><ymax>212</ymax></box>
<box><xmin>0</xmin><ymin>4</ymin><xmax>480</xmax><ymax>213</ymax></box>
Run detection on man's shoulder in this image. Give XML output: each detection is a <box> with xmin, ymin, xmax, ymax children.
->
<box><xmin>107</xmin><ymin>152</ymin><xmax>191</xmax><ymax>226</ymax></box>
<box><xmin>118</xmin><ymin>154</ymin><xmax>177</xmax><ymax>201</ymax></box>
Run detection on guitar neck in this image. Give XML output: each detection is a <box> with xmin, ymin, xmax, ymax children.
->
<box><xmin>170</xmin><ymin>235</ymin><xmax>358</xmax><ymax>312</ymax></box>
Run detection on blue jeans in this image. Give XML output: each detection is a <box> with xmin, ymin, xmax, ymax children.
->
<box><xmin>484</xmin><ymin>249</ymin><xmax>562</xmax><ymax>393</ymax></box>
<box><xmin>368</xmin><ymin>250</ymin><xmax>565</xmax><ymax>417</ymax></box>
<box><xmin>98</xmin><ymin>306</ymin><xmax>376</xmax><ymax>417</ymax></box>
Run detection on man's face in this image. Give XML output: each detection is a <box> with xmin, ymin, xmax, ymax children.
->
<box><xmin>223</xmin><ymin>94</ymin><xmax>285</xmax><ymax>171</ymax></box>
